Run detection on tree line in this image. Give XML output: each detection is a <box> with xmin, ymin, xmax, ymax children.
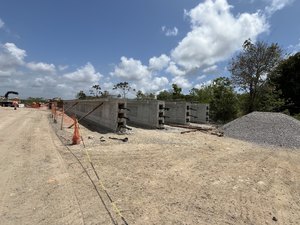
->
<box><xmin>76</xmin><ymin>40</ymin><xmax>300</xmax><ymax>123</ymax></box>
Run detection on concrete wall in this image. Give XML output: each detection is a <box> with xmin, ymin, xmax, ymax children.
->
<box><xmin>164</xmin><ymin>101</ymin><xmax>191</xmax><ymax>125</ymax></box>
<box><xmin>63</xmin><ymin>99</ymin><xmax>127</xmax><ymax>132</ymax></box>
<box><xmin>190</xmin><ymin>103</ymin><xmax>210</xmax><ymax>124</ymax></box>
<box><xmin>127</xmin><ymin>100</ymin><xmax>165</xmax><ymax>129</ymax></box>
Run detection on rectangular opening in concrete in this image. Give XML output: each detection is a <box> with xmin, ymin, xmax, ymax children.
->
<box><xmin>159</xmin><ymin>104</ymin><xmax>164</xmax><ymax>110</ymax></box>
<box><xmin>186</xmin><ymin>118</ymin><xmax>190</xmax><ymax>123</ymax></box>
<box><xmin>118</xmin><ymin>121</ymin><xmax>125</xmax><ymax>127</ymax></box>
<box><xmin>186</xmin><ymin>112</ymin><xmax>190</xmax><ymax>116</ymax></box>
<box><xmin>159</xmin><ymin>112</ymin><xmax>164</xmax><ymax>117</ymax></box>
<box><xmin>118</xmin><ymin>103</ymin><xmax>125</xmax><ymax>110</ymax></box>
<box><xmin>206</xmin><ymin>111</ymin><xmax>209</xmax><ymax>116</ymax></box>
<box><xmin>187</xmin><ymin>105</ymin><xmax>190</xmax><ymax>110</ymax></box>
<box><xmin>118</xmin><ymin>112</ymin><xmax>125</xmax><ymax>118</ymax></box>
<box><xmin>159</xmin><ymin>120</ymin><xmax>164</xmax><ymax>125</ymax></box>
<box><xmin>206</xmin><ymin>106</ymin><xmax>209</xmax><ymax>110</ymax></box>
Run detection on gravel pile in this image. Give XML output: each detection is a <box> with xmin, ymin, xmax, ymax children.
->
<box><xmin>222</xmin><ymin>112</ymin><xmax>300</xmax><ymax>148</ymax></box>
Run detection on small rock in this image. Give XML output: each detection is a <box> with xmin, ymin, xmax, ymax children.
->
<box><xmin>272</xmin><ymin>216</ymin><xmax>278</xmax><ymax>222</ymax></box>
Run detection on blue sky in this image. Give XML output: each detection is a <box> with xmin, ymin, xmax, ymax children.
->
<box><xmin>0</xmin><ymin>0</ymin><xmax>299</xmax><ymax>99</ymax></box>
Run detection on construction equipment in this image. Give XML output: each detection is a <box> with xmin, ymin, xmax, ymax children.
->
<box><xmin>0</xmin><ymin>91</ymin><xmax>19</xmax><ymax>107</ymax></box>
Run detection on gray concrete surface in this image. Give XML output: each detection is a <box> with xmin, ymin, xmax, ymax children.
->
<box><xmin>127</xmin><ymin>100</ymin><xmax>165</xmax><ymax>129</ymax></box>
<box><xmin>164</xmin><ymin>101</ymin><xmax>191</xmax><ymax>125</ymax></box>
<box><xmin>190</xmin><ymin>103</ymin><xmax>209</xmax><ymax>124</ymax></box>
<box><xmin>64</xmin><ymin>99</ymin><xmax>128</xmax><ymax>132</ymax></box>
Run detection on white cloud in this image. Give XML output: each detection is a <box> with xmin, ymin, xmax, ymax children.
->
<box><xmin>162</xmin><ymin>26</ymin><xmax>179</xmax><ymax>36</ymax></box>
<box><xmin>265</xmin><ymin>0</ymin><xmax>294</xmax><ymax>15</ymax></box>
<box><xmin>166</xmin><ymin>61</ymin><xmax>186</xmax><ymax>76</ymax></box>
<box><xmin>111</xmin><ymin>56</ymin><xmax>151</xmax><ymax>80</ymax></box>
<box><xmin>0</xmin><ymin>43</ymin><xmax>26</xmax><ymax>69</ymax></box>
<box><xmin>171</xmin><ymin>76</ymin><xmax>192</xmax><ymax>89</ymax></box>
<box><xmin>149</xmin><ymin>54</ymin><xmax>170</xmax><ymax>71</ymax></box>
<box><xmin>287</xmin><ymin>38</ymin><xmax>300</xmax><ymax>55</ymax></box>
<box><xmin>202</xmin><ymin>65</ymin><xmax>218</xmax><ymax>74</ymax></box>
<box><xmin>63</xmin><ymin>62</ymin><xmax>102</xmax><ymax>83</ymax></box>
<box><xmin>0</xmin><ymin>18</ymin><xmax>4</xmax><ymax>29</ymax></box>
<box><xmin>27</xmin><ymin>62</ymin><xmax>56</xmax><ymax>73</ymax></box>
<box><xmin>194</xmin><ymin>80</ymin><xmax>213</xmax><ymax>89</ymax></box>
<box><xmin>32</xmin><ymin>76</ymin><xmax>57</xmax><ymax>88</ymax></box>
<box><xmin>58</xmin><ymin>65</ymin><xmax>69</xmax><ymax>71</ymax></box>
<box><xmin>197</xmin><ymin>75</ymin><xmax>207</xmax><ymax>80</ymax></box>
<box><xmin>110</xmin><ymin>56</ymin><xmax>169</xmax><ymax>93</ymax></box>
<box><xmin>171</xmin><ymin>0</ymin><xmax>269</xmax><ymax>71</ymax></box>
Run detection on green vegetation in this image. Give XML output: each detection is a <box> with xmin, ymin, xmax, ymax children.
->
<box><xmin>73</xmin><ymin>40</ymin><xmax>300</xmax><ymax>123</ymax></box>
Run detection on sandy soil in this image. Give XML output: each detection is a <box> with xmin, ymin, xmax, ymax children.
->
<box><xmin>0</xmin><ymin>108</ymin><xmax>299</xmax><ymax>225</ymax></box>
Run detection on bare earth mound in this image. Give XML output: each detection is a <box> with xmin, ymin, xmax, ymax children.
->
<box><xmin>222</xmin><ymin>112</ymin><xmax>300</xmax><ymax>148</ymax></box>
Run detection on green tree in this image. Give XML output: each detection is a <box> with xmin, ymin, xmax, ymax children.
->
<box><xmin>209</xmin><ymin>77</ymin><xmax>238</xmax><ymax>123</ymax></box>
<box><xmin>100</xmin><ymin>90</ymin><xmax>110</xmax><ymax>98</ymax></box>
<box><xmin>113</xmin><ymin>82</ymin><xmax>135</xmax><ymax>98</ymax></box>
<box><xmin>271</xmin><ymin>52</ymin><xmax>300</xmax><ymax>115</ymax></box>
<box><xmin>187</xmin><ymin>86</ymin><xmax>213</xmax><ymax>103</ymax></box>
<box><xmin>136</xmin><ymin>90</ymin><xmax>155</xmax><ymax>100</ymax></box>
<box><xmin>76</xmin><ymin>90</ymin><xmax>87</xmax><ymax>99</ymax></box>
<box><xmin>89</xmin><ymin>84</ymin><xmax>102</xmax><ymax>97</ymax></box>
<box><xmin>229</xmin><ymin>39</ymin><xmax>282</xmax><ymax>113</ymax></box>
<box><xmin>172</xmin><ymin>84</ymin><xmax>185</xmax><ymax>100</ymax></box>
<box><xmin>157</xmin><ymin>90</ymin><xmax>172</xmax><ymax>100</ymax></box>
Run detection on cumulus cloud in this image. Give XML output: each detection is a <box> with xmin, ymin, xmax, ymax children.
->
<box><xmin>0</xmin><ymin>18</ymin><xmax>4</xmax><ymax>29</ymax></box>
<box><xmin>27</xmin><ymin>62</ymin><xmax>56</xmax><ymax>74</ymax></box>
<box><xmin>111</xmin><ymin>56</ymin><xmax>151</xmax><ymax>80</ymax></box>
<box><xmin>32</xmin><ymin>76</ymin><xmax>57</xmax><ymax>88</ymax></box>
<box><xmin>166</xmin><ymin>61</ymin><xmax>186</xmax><ymax>76</ymax></box>
<box><xmin>202</xmin><ymin>65</ymin><xmax>218</xmax><ymax>74</ymax></box>
<box><xmin>63</xmin><ymin>62</ymin><xmax>102</xmax><ymax>83</ymax></box>
<box><xmin>171</xmin><ymin>0</ymin><xmax>269</xmax><ymax>71</ymax></box>
<box><xmin>265</xmin><ymin>0</ymin><xmax>294</xmax><ymax>16</ymax></box>
<box><xmin>194</xmin><ymin>79</ymin><xmax>213</xmax><ymax>89</ymax></box>
<box><xmin>58</xmin><ymin>65</ymin><xmax>69</xmax><ymax>71</ymax></box>
<box><xmin>0</xmin><ymin>43</ymin><xmax>26</xmax><ymax>69</ymax></box>
<box><xmin>111</xmin><ymin>56</ymin><xmax>169</xmax><ymax>93</ymax></box>
<box><xmin>162</xmin><ymin>26</ymin><xmax>179</xmax><ymax>36</ymax></box>
<box><xmin>149</xmin><ymin>54</ymin><xmax>170</xmax><ymax>71</ymax></box>
<box><xmin>171</xmin><ymin>76</ymin><xmax>192</xmax><ymax>89</ymax></box>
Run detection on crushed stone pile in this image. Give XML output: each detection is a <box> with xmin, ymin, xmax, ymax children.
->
<box><xmin>222</xmin><ymin>112</ymin><xmax>300</xmax><ymax>148</ymax></box>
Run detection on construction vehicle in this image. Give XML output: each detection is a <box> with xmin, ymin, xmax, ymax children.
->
<box><xmin>0</xmin><ymin>91</ymin><xmax>19</xmax><ymax>107</ymax></box>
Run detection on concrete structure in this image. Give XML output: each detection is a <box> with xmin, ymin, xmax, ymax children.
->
<box><xmin>164</xmin><ymin>101</ymin><xmax>191</xmax><ymax>125</ymax></box>
<box><xmin>190</xmin><ymin>103</ymin><xmax>210</xmax><ymax>124</ymax></box>
<box><xmin>63</xmin><ymin>99</ymin><xmax>128</xmax><ymax>132</ymax></box>
<box><xmin>127</xmin><ymin>100</ymin><xmax>166</xmax><ymax>129</ymax></box>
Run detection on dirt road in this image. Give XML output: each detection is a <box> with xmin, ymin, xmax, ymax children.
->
<box><xmin>0</xmin><ymin>108</ymin><xmax>84</xmax><ymax>225</ymax></box>
<box><xmin>0</xmin><ymin>108</ymin><xmax>300</xmax><ymax>225</ymax></box>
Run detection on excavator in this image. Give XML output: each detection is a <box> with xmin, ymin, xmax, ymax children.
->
<box><xmin>0</xmin><ymin>91</ymin><xmax>19</xmax><ymax>107</ymax></box>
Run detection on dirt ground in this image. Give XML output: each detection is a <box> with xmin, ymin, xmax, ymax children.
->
<box><xmin>0</xmin><ymin>108</ymin><xmax>299</xmax><ymax>225</ymax></box>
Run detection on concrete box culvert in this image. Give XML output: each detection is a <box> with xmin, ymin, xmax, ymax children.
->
<box><xmin>190</xmin><ymin>103</ymin><xmax>210</xmax><ymax>124</ymax></box>
<box><xmin>63</xmin><ymin>99</ymin><xmax>128</xmax><ymax>132</ymax></box>
<box><xmin>164</xmin><ymin>101</ymin><xmax>191</xmax><ymax>125</ymax></box>
<box><xmin>127</xmin><ymin>100</ymin><xmax>165</xmax><ymax>129</ymax></box>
